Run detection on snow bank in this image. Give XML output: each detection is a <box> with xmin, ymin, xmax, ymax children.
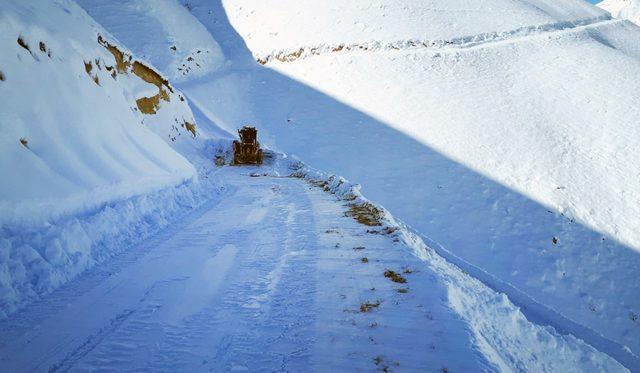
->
<box><xmin>0</xmin><ymin>0</ymin><xmax>202</xmax><ymax>228</ymax></box>
<box><xmin>0</xmin><ymin>0</ymin><xmax>219</xmax><ymax>317</ymax></box>
<box><xmin>285</xmin><ymin>158</ymin><xmax>628</xmax><ymax>371</ymax></box>
<box><xmin>599</xmin><ymin>0</ymin><xmax>640</xmax><ymax>25</ymax></box>
<box><xmin>0</xmin><ymin>133</ymin><xmax>231</xmax><ymax>317</ymax></box>
<box><xmin>76</xmin><ymin>0</ymin><xmax>225</xmax><ymax>82</ymax></box>
<box><xmin>1</xmin><ymin>178</ymin><xmax>201</xmax><ymax>318</ymax></box>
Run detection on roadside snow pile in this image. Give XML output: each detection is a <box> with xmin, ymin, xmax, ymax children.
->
<box><xmin>76</xmin><ymin>0</ymin><xmax>224</xmax><ymax>82</ymax></box>
<box><xmin>0</xmin><ymin>178</ymin><xmax>205</xmax><ymax>319</ymax></box>
<box><xmin>285</xmin><ymin>158</ymin><xmax>629</xmax><ymax>371</ymax></box>
<box><xmin>0</xmin><ymin>0</ymin><xmax>216</xmax><ymax>317</ymax></box>
<box><xmin>171</xmin><ymin>0</ymin><xmax>640</xmax><ymax>360</ymax></box>
<box><xmin>599</xmin><ymin>0</ymin><xmax>640</xmax><ymax>25</ymax></box>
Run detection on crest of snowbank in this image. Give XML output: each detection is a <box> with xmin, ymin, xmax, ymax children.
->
<box><xmin>76</xmin><ymin>0</ymin><xmax>225</xmax><ymax>82</ymax></box>
<box><xmin>599</xmin><ymin>0</ymin><xmax>640</xmax><ymax>25</ymax></box>
<box><xmin>0</xmin><ymin>0</ymin><xmax>201</xmax><ymax>228</ymax></box>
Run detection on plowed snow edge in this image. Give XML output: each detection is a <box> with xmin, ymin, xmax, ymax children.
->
<box><xmin>289</xmin><ymin>160</ymin><xmax>637</xmax><ymax>371</ymax></box>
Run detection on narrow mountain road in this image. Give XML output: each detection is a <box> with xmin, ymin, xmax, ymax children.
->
<box><xmin>0</xmin><ymin>167</ymin><xmax>491</xmax><ymax>372</ymax></box>
<box><xmin>0</xmin><ymin>166</ymin><xmax>626</xmax><ymax>372</ymax></box>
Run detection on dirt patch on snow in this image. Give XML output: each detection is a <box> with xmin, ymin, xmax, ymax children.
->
<box><xmin>132</xmin><ymin>61</ymin><xmax>173</xmax><ymax>94</ymax></box>
<box><xmin>38</xmin><ymin>41</ymin><xmax>51</xmax><ymax>58</ymax></box>
<box><xmin>182</xmin><ymin>121</ymin><xmax>197</xmax><ymax>137</ymax></box>
<box><xmin>136</xmin><ymin>95</ymin><xmax>161</xmax><ymax>114</ymax></box>
<box><xmin>97</xmin><ymin>35</ymin><xmax>193</xmax><ymax>123</ymax></box>
<box><xmin>83</xmin><ymin>61</ymin><xmax>100</xmax><ymax>86</ymax></box>
<box><xmin>345</xmin><ymin>202</ymin><xmax>384</xmax><ymax>227</ymax></box>
<box><xmin>384</xmin><ymin>270</ymin><xmax>407</xmax><ymax>284</ymax></box>
<box><xmin>17</xmin><ymin>36</ymin><xmax>30</xmax><ymax>52</ymax></box>
<box><xmin>99</xmin><ymin>35</ymin><xmax>131</xmax><ymax>73</ymax></box>
<box><xmin>360</xmin><ymin>300</ymin><xmax>381</xmax><ymax>313</ymax></box>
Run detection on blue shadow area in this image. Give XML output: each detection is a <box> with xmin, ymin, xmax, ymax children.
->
<box><xmin>178</xmin><ymin>1</ymin><xmax>640</xmax><ymax>369</ymax></box>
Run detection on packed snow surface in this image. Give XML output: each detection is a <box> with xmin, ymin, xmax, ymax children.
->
<box><xmin>599</xmin><ymin>0</ymin><xmax>640</xmax><ymax>24</ymax></box>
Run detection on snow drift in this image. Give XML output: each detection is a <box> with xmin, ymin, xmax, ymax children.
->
<box><xmin>0</xmin><ymin>0</ymin><xmax>209</xmax><ymax>316</ymax></box>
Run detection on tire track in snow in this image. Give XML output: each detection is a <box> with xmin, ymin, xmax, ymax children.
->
<box><xmin>256</xmin><ymin>16</ymin><xmax>617</xmax><ymax>64</ymax></box>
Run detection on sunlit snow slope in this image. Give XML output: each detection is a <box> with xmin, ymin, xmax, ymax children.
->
<box><xmin>169</xmin><ymin>0</ymin><xmax>640</xmax><ymax>359</ymax></box>
<box><xmin>599</xmin><ymin>0</ymin><xmax>640</xmax><ymax>25</ymax></box>
<box><xmin>227</xmin><ymin>0</ymin><xmax>606</xmax><ymax>56</ymax></box>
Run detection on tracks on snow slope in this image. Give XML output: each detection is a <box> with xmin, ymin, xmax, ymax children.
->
<box><xmin>257</xmin><ymin>15</ymin><xmax>616</xmax><ymax>64</ymax></box>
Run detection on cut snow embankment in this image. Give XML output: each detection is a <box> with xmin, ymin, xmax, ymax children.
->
<box><xmin>0</xmin><ymin>0</ymin><xmax>220</xmax><ymax>318</ymax></box>
<box><xmin>0</xmin><ymin>137</ymin><xmax>232</xmax><ymax>318</ymax></box>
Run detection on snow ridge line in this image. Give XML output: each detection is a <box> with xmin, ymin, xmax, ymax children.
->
<box><xmin>256</xmin><ymin>15</ymin><xmax>613</xmax><ymax>64</ymax></box>
<box><xmin>288</xmin><ymin>160</ymin><xmax>637</xmax><ymax>371</ymax></box>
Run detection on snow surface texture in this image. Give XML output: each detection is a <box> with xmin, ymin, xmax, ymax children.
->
<box><xmin>0</xmin><ymin>0</ymin><xmax>209</xmax><ymax>316</ymax></box>
<box><xmin>599</xmin><ymin>0</ymin><xmax>640</xmax><ymax>25</ymax></box>
<box><xmin>4</xmin><ymin>0</ymin><xmax>640</xmax><ymax>370</ymax></box>
<box><xmin>224</xmin><ymin>0</ymin><xmax>607</xmax><ymax>57</ymax></box>
<box><xmin>76</xmin><ymin>0</ymin><xmax>224</xmax><ymax>82</ymax></box>
<box><xmin>148</xmin><ymin>0</ymin><xmax>640</xmax><ymax>361</ymax></box>
<box><xmin>0</xmin><ymin>157</ymin><xmax>626</xmax><ymax>372</ymax></box>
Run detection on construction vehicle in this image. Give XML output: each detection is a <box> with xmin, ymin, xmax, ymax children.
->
<box><xmin>233</xmin><ymin>126</ymin><xmax>263</xmax><ymax>165</ymax></box>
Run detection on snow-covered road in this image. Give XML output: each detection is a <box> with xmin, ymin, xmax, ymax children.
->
<box><xmin>0</xmin><ymin>168</ymin><xmax>487</xmax><ymax>371</ymax></box>
<box><xmin>0</xmin><ymin>167</ymin><xmax>626</xmax><ymax>372</ymax></box>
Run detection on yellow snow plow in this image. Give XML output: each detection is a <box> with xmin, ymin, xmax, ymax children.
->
<box><xmin>233</xmin><ymin>126</ymin><xmax>263</xmax><ymax>165</ymax></box>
